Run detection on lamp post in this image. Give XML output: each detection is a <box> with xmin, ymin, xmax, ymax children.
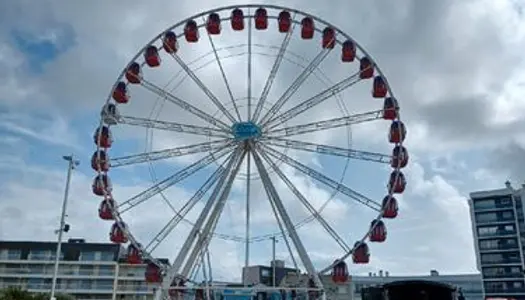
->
<box><xmin>50</xmin><ymin>155</ymin><xmax>79</xmax><ymax>300</ymax></box>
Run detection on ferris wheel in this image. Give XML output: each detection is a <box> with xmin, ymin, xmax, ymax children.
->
<box><xmin>91</xmin><ymin>4</ymin><xmax>408</xmax><ymax>300</ymax></box>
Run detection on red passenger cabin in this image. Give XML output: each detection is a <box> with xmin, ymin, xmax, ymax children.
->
<box><xmin>331</xmin><ymin>260</ymin><xmax>349</xmax><ymax>283</ymax></box>
<box><xmin>163</xmin><ymin>31</ymin><xmax>178</xmax><ymax>53</ymax></box>
<box><xmin>144</xmin><ymin>45</ymin><xmax>161</xmax><ymax>67</ymax></box>
<box><xmin>206</xmin><ymin>13</ymin><xmax>221</xmax><ymax>35</ymax></box>
<box><xmin>110</xmin><ymin>222</ymin><xmax>128</xmax><ymax>244</ymax></box>
<box><xmin>125</xmin><ymin>62</ymin><xmax>141</xmax><ymax>84</ymax></box>
<box><xmin>184</xmin><ymin>20</ymin><xmax>199</xmax><ymax>43</ymax></box>
<box><xmin>359</xmin><ymin>57</ymin><xmax>374</xmax><ymax>79</ymax></box>
<box><xmin>322</xmin><ymin>27</ymin><xmax>336</xmax><ymax>49</ymax></box>
<box><xmin>91</xmin><ymin>150</ymin><xmax>109</xmax><ymax>172</ymax></box>
<box><xmin>341</xmin><ymin>40</ymin><xmax>356</xmax><ymax>62</ymax></box>
<box><xmin>93</xmin><ymin>126</ymin><xmax>112</xmax><ymax>148</ymax></box>
<box><xmin>231</xmin><ymin>8</ymin><xmax>245</xmax><ymax>31</ymax></box>
<box><xmin>98</xmin><ymin>199</ymin><xmax>115</xmax><ymax>220</ymax></box>
<box><xmin>145</xmin><ymin>263</ymin><xmax>162</xmax><ymax>283</ymax></box>
<box><xmin>127</xmin><ymin>244</ymin><xmax>142</xmax><ymax>264</ymax></box>
<box><xmin>300</xmin><ymin>17</ymin><xmax>314</xmax><ymax>39</ymax></box>
<box><xmin>373</xmin><ymin>76</ymin><xmax>387</xmax><ymax>98</ymax></box>
<box><xmin>369</xmin><ymin>220</ymin><xmax>387</xmax><ymax>242</ymax></box>
<box><xmin>278</xmin><ymin>11</ymin><xmax>291</xmax><ymax>33</ymax></box>
<box><xmin>389</xmin><ymin>121</ymin><xmax>406</xmax><ymax>144</ymax></box>
<box><xmin>389</xmin><ymin>171</ymin><xmax>406</xmax><ymax>194</ymax></box>
<box><xmin>255</xmin><ymin>8</ymin><xmax>268</xmax><ymax>30</ymax></box>
<box><xmin>92</xmin><ymin>174</ymin><xmax>112</xmax><ymax>196</ymax></box>
<box><xmin>112</xmin><ymin>81</ymin><xmax>129</xmax><ymax>104</ymax></box>
<box><xmin>352</xmin><ymin>242</ymin><xmax>370</xmax><ymax>264</ymax></box>
<box><xmin>383</xmin><ymin>97</ymin><xmax>399</xmax><ymax>120</ymax></box>
<box><xmin>391</xmin><ymin>146</ymin><xmax>409</xmax><ymax>168</ymax></box>
<box><xmin>382</xmin><ymin>196</ymin><xmax>398</xmax><ymax>219</ymax></box>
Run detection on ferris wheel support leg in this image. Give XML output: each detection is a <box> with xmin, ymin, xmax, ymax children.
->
<box><xmin>251</xmin><ymin>145</ymin><xmax>324</xmax><ymax>290</ymax></box>
<box><xmin>180</xmin><ymin>149</ymin><xmax>248</xmax><ymax>278</ymax></box>
<box><xmin>161</xmin><ymin>146</ymin><xmax>243</xmax><ymax>292</ymax></box>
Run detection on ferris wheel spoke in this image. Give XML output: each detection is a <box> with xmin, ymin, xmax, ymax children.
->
<box><xmin>139</xmin><ymin>77</ymin><xmax>231</xmax><ymax>131</ymax></box>
<box><xmin>261</xmin><ymin>144</ymin><xmax>382</xmax><ymax>211</ymax></box>
<box><xmin>110</xmin><ymin>139</ymin><xmax>233</xmax><ymax>168</ymax></box>
<box><xmin>143</xmin><ymin>159</ymin><xmax>230</xmax><ymax>253</ymax></box>
<box><xmin>118</xmin><ymin>147</ymin><xmax>233</xmax><ymax>213</ymax></box>
<box><xmin>251</xmin><ymin>145</ymin><xmax>323</xmax><ymax>289</ymax></box>
<box><xmin>166</xmin><ymin>51</ymin><xmax>237</xmax><ymax>124</ymax></box>
<box><xmin>251</xmin><ymin>14</ymin><xmax>297</xmax><ymax>123</ymax></box>
<box><xmin>263</xmin><ymin>70</ymin><xmax>363</xmax><ymax>130</ymax></box>
<box><xmin>163</xmin><ymin>146</ymin><xmax>245</xmax><ymax>286</ymax></box>
<box><xmin>244</xmin><ymin>152</ymin><xmax>251</xmax><ymax>268</ymax></box>
<box><xmin>259</xmin><ymin>34</ymin><xmax>336</xmax><ymax>128</ymax></box>
<box><xmin>201</xmin><ymin>17</ymin><xmax>242</xmax><ymax>122</ymax></box>
<box><xmin>266</xmin><ymin>109</ymin><xmax>383</xmax><ymax>138</ymax></box>
<box><xmin>263</xmin><ymin>137</ymin><xmax>391</xmax><ymax>164</ymax></box>
<box><xmin>180</xmin><ymin>148</ymin><xmax>248</xmax><ymax>278</ymax></box>
<box><xmin>117</xmin><ymin>115</ymin><xmax>231</xmax><ymax>138</ymax></box>
<box><xmin>257</xmin><ymin>147</ymin><xmax>351</xmax><ymax>253</ymax></box>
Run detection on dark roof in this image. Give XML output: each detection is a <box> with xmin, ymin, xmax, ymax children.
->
<box><xmin>383</xmin><ymin>280</ymin><xmax>456</xmax><ymax>291</ymax></box>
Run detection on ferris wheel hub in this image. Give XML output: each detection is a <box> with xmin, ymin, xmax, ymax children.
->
<box><xmin>231</xmin><ymin>121</ymin><xmax>262</xmax><ymax>141</ymax></box>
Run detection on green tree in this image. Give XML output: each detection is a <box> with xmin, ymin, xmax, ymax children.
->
<box><xmin>0</xmin><ymin>287</ymin><xmax>73</xmax><ymax>300</ymax></box>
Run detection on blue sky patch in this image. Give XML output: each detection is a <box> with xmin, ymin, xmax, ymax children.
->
<box><xmin>10</xmin><ymin>25</ymin><xmax>76</xmax><ymax>73</ymax></box>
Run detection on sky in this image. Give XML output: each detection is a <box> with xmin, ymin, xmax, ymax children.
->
<box><xmin>2</xmin><ymin>0</ymin><xmax>525</xmax><ymax>283</ymax></box>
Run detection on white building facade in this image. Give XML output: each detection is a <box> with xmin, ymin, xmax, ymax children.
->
<box><xmin>0</xmin><ymin>239</ymin><xmax>160</xmax><ymax>300</ymax></box>
<box><xmin>469</xmin><ymin>181</ymin><xmax>525</xmax><ymax>299</ymax></box>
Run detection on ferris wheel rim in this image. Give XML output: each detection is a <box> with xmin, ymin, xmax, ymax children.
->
<box><xmin>92</xmin><ymin>3</ymin><xmax>406</xmax><ymax>295</ymax></box>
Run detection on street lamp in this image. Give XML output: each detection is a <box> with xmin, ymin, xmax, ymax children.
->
<box><xmin>50</xmin><ymin>155</ymin><xmax>79</xmax><ymax>300</ymax></box>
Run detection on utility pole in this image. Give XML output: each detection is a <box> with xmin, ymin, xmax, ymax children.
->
<box><xmin>50</xmin><ymin>155</ymin><xmax>79</xmax><ymax>300</ymax></box>
<box><xmin>271</xmin><ymin>236</ymin><xmax>277</xmax><ymax>287</ymax></box>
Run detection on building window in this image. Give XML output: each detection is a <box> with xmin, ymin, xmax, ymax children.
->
<box><xmin>99</xmin><ymin>251</ymin><xmax>115</xmax><ymax>261</ymax></box>
<box><xmin>98</xmin><ymin>265</ymin><xmax>114</xmax><ymax>276</ymax></box>
<box><xmin>261</xmin><ymin>268</ymin><xmax>270</xmax><ymax>277</ymax></box>
<box><xmin>80</xmin><ymin>251</ymin><xmax>97</xmax><ymax>261</ymax></box>
<box><xmin>79</xmin><ymin>265</ymin><xmax>94</xmax><ymax>276</ymax></box>
<box><xmin>29</xmin><ymin>250</ymin><xmax>51</xmax><ymax>261</ymax></box>
<box><xmin>2</xmin><ymin>249</ymin><xmax>22</xmax><ymax>260</ymax></box>
<box><xmin>27</xmin><ymin>278</ymin><xmax>44</xmax><ymax>290</ymax></box>
<box><xmin>474</xmin><ymin>199</ymin><xmax>496</xmax><ymax>209</ymax></box>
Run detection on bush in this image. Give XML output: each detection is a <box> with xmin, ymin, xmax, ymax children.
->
<box><xmin>0</xmin><ymin>287</ymin><xmax>73</xmax><ymax>300</ymax></box>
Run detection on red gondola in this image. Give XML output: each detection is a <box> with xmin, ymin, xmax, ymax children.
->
<box><xmin>301</xmin><ymin>17</ymin><xmax>314</xmax><ymax>39</ymax></box>
<box><xmin>98</xmin><ymin>199</ymin><xmax>115</xmax><ymax>220</ymax></box>
<box><xmin>206</xmin><ymin>13</ymin><xmax>221</xmax><ymax>35</ymax></box>
<box><xmin>331</xmin><ymin>260</ymin><xmax>349</xmax><ymax>283</ymax></box>
<box><xmin>373</xmin><ymin>76</ymin><xmax>387</xmax><ymax>98</ymax></box>
<box><xmin>145</xmin><ymin>263</ymin><xmax>162</xmax><ymax>283</ymax></box>
<box><xmin>383</xmin><ymin>97</ymin><xmax>399</xmax><ymax>120</ymax></box>
<box><xmin>91</xmin><ymin>150</ymin><xmax>109</xmax><ymax>172</ymax></box>
<box><xmin>278</xmin><ymin>11</ymin><xmax>291</xmax><ymax>33</ymax></box>
<box><xmin>341</xmin><ymin>40</ymin><xmax>356</xmax><ymax>62</ymax></box>
<box><xmin>93</xmin><ymin>126</ymin><xmax>112</xmax><ymax>148</ymax></box>
<box><xmin>389</xmin><ymin>171</ymin><xmax>406</xmax><ymax>194</ymax></box>
<box><xmin>322</xmin><ymin>27</ymin><xmax>336</xmax><ymax>49</ymax></box>
<box><xmin>126</xmin><ymin>244</ymin><xmax>142</xmax><ymax>264</ymax></box>
<box><xmin>163</xmin><ymin>31</ymin><xmax>178</xmax><ymax>53</ymax></box>
<box><xmin>144</xmin><ymin>45</ymin><xmax>161</xmax><ymax>68</ymax></box>
<box><xmin>112</xmin><ymin>81</ymin><xmax>129</xmax><ymax>104</ymax></box>
<box><xmin>389</xmin><ymin>120</ymin><xmax>406</xmax><ymax>144</ymax></box>
<box><xmin>382</xmin><ymin>196</ymin><xmax>398</xmax><ymax>219</ymax></box>
<box><xmin>184</xmin><ymin>20</ymin><xmax>199</xmax><ymax>43</ymax></box>
<box><xmin>359</xmin><ymin>57</ymin><xmax>374</xmax><ymax>79</ymax></box>
<box><xmin>125</xmin><ymin>62</ymin><xmax>141</xmax><ymax>84</ymax></box>
<box><xmin>391</xmin><ymin>145</ymin><xmax>409</xmax><ymax>168</ymax></box>
<box><xmin>92</xmin><ymin>174</ymin><xmax>112</xmax><ymax>196</ymax></box>
<box><xmin>369</xmin><ymin>220</ymin><xmax>387</xmax><ymax>242</ymax></box>
<box><xmin>352</xmin><ymin>242</ymin><xmax>370</xmax><ymax>264</ymax></box>
<box><xmin>110</xmin><ymin>222</ymin><xmax>128</xmax><ymax>244</ymax></box>
<box><xmin>231</xmin><ymin>8</ymin><xmax>245</xmax><ymax>31</ymax></box>
<box><xmin>255</xmin><ymin>7</ymin><xmax>268</xmax><ymax>30</ymax></box>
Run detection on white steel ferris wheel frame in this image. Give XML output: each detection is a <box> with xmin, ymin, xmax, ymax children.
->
<box><xmin>94</xmin><ymin>3</ymin><xmax>406</xmax><ymax>299</ymax></box>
